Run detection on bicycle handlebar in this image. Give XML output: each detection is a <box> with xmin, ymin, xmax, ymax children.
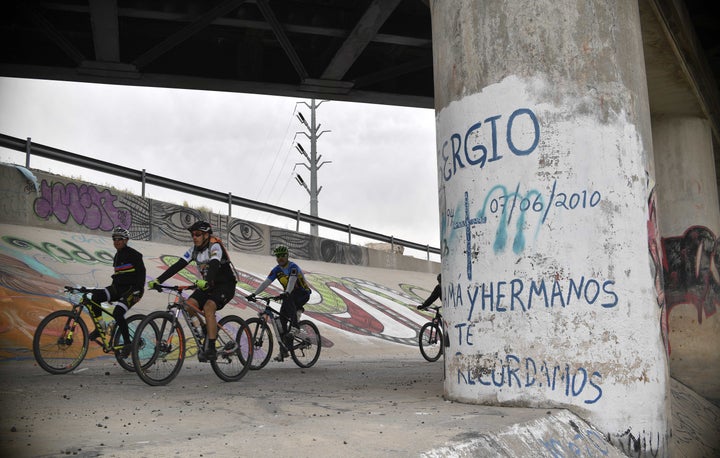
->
<box><xmin>151</xmin><ymin>284</ymin><xmax>198</xmax><ymax>293</ymax></box>
<box><xmin>247</xmin><ymin>295</ymin><xmax>285</xmax><ymax>304</ymax></box>
<box><xmin>64</xmin><ymin>285</ymin><xmax>91</xmax><ymax>293</ymax></box>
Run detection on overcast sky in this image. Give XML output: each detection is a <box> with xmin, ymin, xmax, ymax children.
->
<box><xmin>0</xmin><ymin>77</ymin><xmax>440</xmax><ymax>260</ymax></box>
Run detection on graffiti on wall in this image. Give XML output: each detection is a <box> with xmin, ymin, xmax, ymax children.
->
<box><xmin>661</xmin><ymin>225</ymin><xmax>720</xmax><ymax>326</ymax></box>
<box><xmin>0</xmin><ymin>235</ymin><xmax>434</xmax><ymax>360</ymax></box>
<box><xmin>34</xmin><ymin>179</ymin><xmax>133</xmax><ymax>231</ymax></box>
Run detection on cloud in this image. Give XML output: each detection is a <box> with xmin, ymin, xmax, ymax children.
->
<box><xmin>0</xmin><ymin>77</ymin><xmax>440</xmax><ymax>259</ymax></box>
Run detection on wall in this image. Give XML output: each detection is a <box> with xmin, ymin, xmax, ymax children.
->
<box><xmin>0</xmin><ymin>163</ymin><xmax>439</xmax><ymax>274</ymax></box>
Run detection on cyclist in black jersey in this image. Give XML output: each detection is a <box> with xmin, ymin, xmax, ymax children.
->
<box><xmin>86</xmin><ymin>226</ymin><xmax>146</xmax><ymax>357</ymax></box>
<box><xmin>148</xmin><ymin>221</ymin><xmax>236</xmax><ymax>361</ymax></box>
<box><xmin>417</xmin><ymin>273</ymin><xmax>442</xmax><ymax>310</ymax></box>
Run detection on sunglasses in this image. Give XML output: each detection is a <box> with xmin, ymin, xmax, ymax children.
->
<box><xmin>112</xmin><ymin>237</ymin><xmax>126</xmax><ymax>241</ymax></box>
<box><xmin>191</xmin><ymin>232</ymin><xmax>205</xmax><ymax>238</ymax></box>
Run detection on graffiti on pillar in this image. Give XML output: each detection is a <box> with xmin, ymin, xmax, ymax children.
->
<box><xmin>33</xmin><ymin>179</ymin><xmax>132</xmax><ymax>231</ymax></box>
<box><xmin>661</xmin><ymin>225</ymin><xmax>720</xmax><ymax>326</ymax></box>
<box><xmin>647</xmin><ymin>187</ymin><xmax>668</xmax><ymax>352</ymax></box>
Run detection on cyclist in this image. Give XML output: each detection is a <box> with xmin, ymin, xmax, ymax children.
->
<box><xmin>246</xmin><ymin>245</ymin><xmax>311</xmax><ymax>359</ymax></box>
<box><xmin>86</xmin><ymin>226</ymin><xmax>146</xmax><ymax>357</ymax></box>
<box><xmin>417</xmin><ymin>273</ymin><xmax>442</xmax><ymax>310</ymax></box>
<box><xmin>147</xmin><ymin>221</ymin><xmax>237</xmax><ymax>361</ymax></box>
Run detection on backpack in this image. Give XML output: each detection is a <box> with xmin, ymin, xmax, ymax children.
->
<box><xmin>192</xmin><ymin>235</ymin><xmax>238</xmax><ymax>282</ymax></box>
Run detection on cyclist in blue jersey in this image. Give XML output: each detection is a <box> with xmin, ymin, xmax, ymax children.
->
<box><xmin>246</xmin><ymin>245</ymin><xmax>312</xmax><ymax>358</ymax></box>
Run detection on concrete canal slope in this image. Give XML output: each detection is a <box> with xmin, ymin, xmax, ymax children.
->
<box><xmin>0</xmin><ymin>225</ymin><xmax>717</xmax><ymax>456</ymax></box>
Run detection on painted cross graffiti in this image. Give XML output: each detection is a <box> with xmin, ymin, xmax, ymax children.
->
<box><xmin>452</xmin><ymin>191</ymin><xmax>486</xmax><ymax>280</ymax></box>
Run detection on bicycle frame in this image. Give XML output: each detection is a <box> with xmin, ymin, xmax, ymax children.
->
<box><xmin>66</xmin><ymin>287</ymin><xmax>128</xmax><ymax>353</ymax></box>
<box><xmin>245</xmin><ymin>294</ymin><xmax>321</xmax><ymax>369</ymax></box>
<box><xmin>160</xmin><ymin>286</ymin><xmax>240</xmax><ymax>358</ymax></box>
<box><xmin>258</xmin><ymin>302</ymin><xmax>294</xmax><ymax>353</ymax></box>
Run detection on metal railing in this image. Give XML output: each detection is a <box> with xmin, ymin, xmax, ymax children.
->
<box><xmin>0</xmin><ymin>134</ymin><xmax>441</xmax><ymax>259</ymax></box>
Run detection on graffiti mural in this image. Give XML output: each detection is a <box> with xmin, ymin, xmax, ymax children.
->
<box><xmin>0</xmin><ymin>235</ymin><xmax>434</xmax><ymax>360</ymax></box>
<box><xmin>661</xmin><ymin>225</ymin><xmax>720</xmax><ymax>325</ymax></box>
<box><xmin>647</xmin><ymin>186</ymin><xmax>668</xmax><ymax>352</ymax></box>
<box><xmin>34</xmin><ymin>179</ymin><xmax>133</xmax><ymax>231</ymax></box>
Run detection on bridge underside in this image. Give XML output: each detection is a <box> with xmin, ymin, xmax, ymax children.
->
<box><xmin>1</xmin><ymin>0</ymin><xmax>719</xmax><ymax>182</ymax></box>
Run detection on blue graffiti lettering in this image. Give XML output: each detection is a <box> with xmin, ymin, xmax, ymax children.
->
<box><xmin>455</xmin><ymin>353</ymin><xmax>603</xmax><ymax>404</ymax></box>
<box><xmin>441</xmin><ymin>108</ymin><xmax>540</xmax><ymax>183</ymax></box>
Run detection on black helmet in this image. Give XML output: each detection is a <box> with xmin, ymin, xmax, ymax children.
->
<box><xmin>188</xmin><ymin>220</ymin><xmax>212</xmax><ymax>234</ymax></box>
<box><xmin>112</xmin><ymin>226</ymin><xmax>130</xmax><ymax>240</ymax></box>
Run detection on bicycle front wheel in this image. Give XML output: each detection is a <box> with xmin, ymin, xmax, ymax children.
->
<box><xmin>290</xmin><ymin>320</ymin><xmax>321</xmax><ymax>368</ymax></box>
<box><xmin>132</xmin><ymin>311</ymin><xmax>185</xmax><ymax>386</ymax></box>
<box><xmin>245</xmin><ymin>317</ymin><xmax>273</xmax><ymax>370</ymax></box>
<box><xmin>210</xmin><ymin>315</ymin><xmax>253</xmax><ymax>382</ymax></box>
<box><xmin>419</xmin><ymin>321</ymin><xmax>443</xmax><ymax>362</ymax></box>
<box><xmin>33</xmin><ymin>310</ymin><xmax>89</xmax><ymax>374</ymax></box>
<box><xmin>113</xmin><ymin>314</ymin><xmax>157</xmax><ymax>372</ymax></box>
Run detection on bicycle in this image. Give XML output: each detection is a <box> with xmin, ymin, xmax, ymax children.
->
<box><xmin>32</xmin><ymin>286</ymin><xmax>156</xmax><ymax>374</ymax></box>
<box><xmin>131</xmin><ymin>284</ymin><xmax>253</xmax><ymax>386</ymax></box>
<box><xmin>417</xmin><ymin>305</ymin><xmax>446</xmax><ymax>362</ymax></box>
<box><xmin>245</xmin><ymin>295</ymin><xmax>321</xmax><ymax>369</ymax></box>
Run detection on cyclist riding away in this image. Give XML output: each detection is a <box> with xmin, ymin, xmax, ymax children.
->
<box><xmin>418</xmin><ymin>273</ymin><xmax>442</xmax><ymax>310</ymax></box>
<box><xmin>86</xmin><ymin>226</ymin><xmax>146</xmax><ymax>357</ymax></box>
<box><xmin>147</xmin><ymin>221</ymin><xmax>237</xmax><ymax>361</ymax></box>
<box><xmin>246</xmin><ymin>245</ymin><xmax>312</xmax><ymax>359</ymax></box>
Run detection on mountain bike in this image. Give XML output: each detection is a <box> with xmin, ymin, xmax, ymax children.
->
<box><xmin>32</xmin><ymin>286</ymin><xmax>156</xmax><ymax>374</ymax></box>
<box><xmin>245</xmin><ymin>295</ymin><xmax>321</xmax><ymax>369</ymax></box>
<box><xmin>418</xmin><ymin>305</ymin><xmax>446</xmax><ymax>362</ymax></box>
<box><xmin>131</xmin><ymin>284</ymin><xmax>253</xmax><ymax>386</ymax></box>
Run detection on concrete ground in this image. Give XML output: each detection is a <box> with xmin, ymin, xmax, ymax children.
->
<box><xmin>1</xmin><ymin>350</ymin><xmax>718</xmax><ymax>457</ymax></box>
<box><xmin>0</xmin><ymin>224</ymin><xmax>718</xmax><ymax>457</ymax></box>
<box><xmin>0</xmin><ymin>352</ymin><xmax>551</xmax><ymax>458</ymax></box>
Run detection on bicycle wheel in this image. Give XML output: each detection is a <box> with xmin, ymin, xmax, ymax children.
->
<box><xmin>290</xmin><ymin>320</ymin><xmax>321</xmax><ymax>368</ymax></box>
<box><xmin>419</xmin><ymin>321</ymin><xmax>443</xmax><ymax>362</ymax></box>
<box><xmin>113</xmin><ymin>314</ymin><xmax>156</xmax><ymax>372</ymax></box>
<box><xmin>210</xmin><ymin>315</ymin><xmax>253</xmax><ymax>382</ymax></box>
<box><xmin>245</xmin><ymin>317</ymin><xmax>273</xmax><ymax>370</ymax></box>
<box><xmin>132</xmin><ymin>311</ymin><xmax>185</xmax><ymax>386</ymax></box>
<box><xmin>33</xmin><ymin>310</ymin><xmax>89</xmax><ymax>374</ymax></box>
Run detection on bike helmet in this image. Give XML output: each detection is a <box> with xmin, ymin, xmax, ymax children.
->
<box><xmin>111</xmin><ymin>226</ymin><xmax>130</xmax><ymax>239</ymax></box>
<box><xmin>188</xmin><ymin>220</ymin><xmax>212</xmax><ymax>234</ymax></box>
<box><xmin>273</xmin><ymin>245</ymin><xmax>289</xmax><ymax>257</ymax></box>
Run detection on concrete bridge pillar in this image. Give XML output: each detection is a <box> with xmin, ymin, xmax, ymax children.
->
<box><xmin>652</xmin><ymin>115</ymin><xmax>720</xmax><ymax>401</ymax></box>
<box><xmin>430</xmin><ymin>0</ymin><xmax>669</xmax><ymax>455</ymax></box>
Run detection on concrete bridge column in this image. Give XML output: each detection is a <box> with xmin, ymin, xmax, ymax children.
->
<box><xmin>430</xmin><ymin>0</ymin><xmax>669</xmax><ymax>455</ymax></box>
<box><xmin>652</xmin><ymin>116</ymin><xmax>720</xmax><ymax>402</ymax></box>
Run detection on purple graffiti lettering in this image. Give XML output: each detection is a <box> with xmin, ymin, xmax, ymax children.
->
<box><xmin>33</xmin><ymin>180</ymin><xmax>129</xmax><ymax>232</ymax></box>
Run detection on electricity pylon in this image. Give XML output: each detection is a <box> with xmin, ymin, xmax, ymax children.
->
<box><xmin>295</xmin><ymin>99</ymin><xmax>331</xmax><ymax>237</ymax></box>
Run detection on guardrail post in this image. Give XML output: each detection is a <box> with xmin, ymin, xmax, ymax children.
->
<box><xmin>141</xmin><ymin>169</ymin><xmax>146</xmax><ymax>197</ymax></box>
<box><xmin>391</xmin><ymin>235</ymin><xmax>395</xmax><ymax>253</ymax></box>
<box><xmin>25</xmin><ymin>137</ymin><xmax>31</xmax><ymax>168</ymax></box>
<box><xmin>296</xmin><ymin>210</ymin><xmax>301</xmax><ymax>232</ymax></box>
<box><xmin>227</xmin><ymin>192</ymin><xmax>232</xmax><ymax>249</ymax></box>
<box><xmin>427</xmin><ymin>244</ymin><xmax>430</xmax><ymax>260</ymax></box>
<box><xmin>348</xmin><ymin>224</ymin><xmax>352</xmax><ymax>245</ymax></box>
